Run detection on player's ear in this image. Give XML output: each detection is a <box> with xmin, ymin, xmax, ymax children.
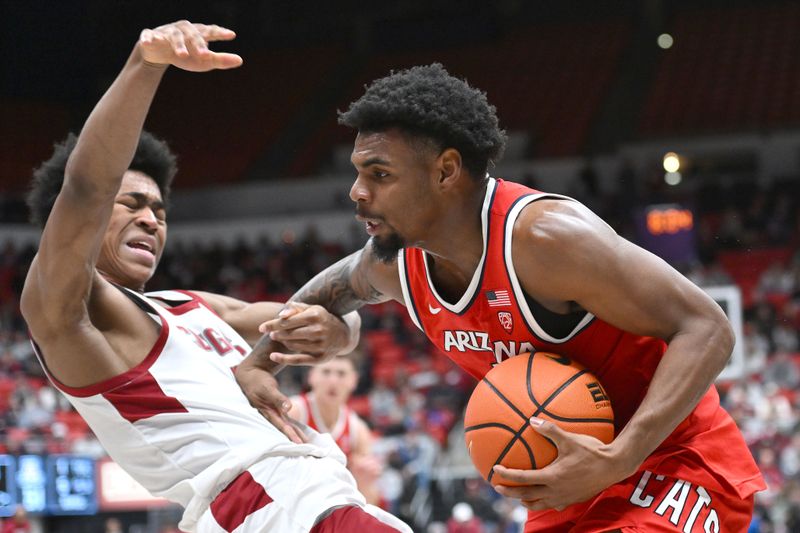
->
<box><xmin>437</xmin><ymin>148</ymin><xmax>462</xmax><ymax>187</ymax></box>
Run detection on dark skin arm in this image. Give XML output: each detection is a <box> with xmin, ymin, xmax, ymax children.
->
<box><xmin>252</xmin><ymin>243</ymin><xmax>402</xmax><ymax>365</ymax></box>
<box><xmin>493</xmin><ymin>199</ymin><xmax>733</xmax><ymax>511</ymax></box>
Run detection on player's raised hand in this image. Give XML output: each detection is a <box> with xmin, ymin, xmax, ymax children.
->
<box><xmin>492</xmin><ymin>417</ymin><xmax>635</xmax><ymax>511</ymax></box>
<box><xmin>259</xmin><ymin>302</ymin><xmax>352</xmax><ymax>365</ymax></box>
<box><xmin>138</xmin><ymin>21</ymin><xmax>242</xmax><ymax>72</ymax></box>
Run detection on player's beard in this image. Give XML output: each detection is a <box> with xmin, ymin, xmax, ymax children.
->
<box><xmin>371</xmin><ymin>233</ymin><xmax>405</xmax><ymax>264</ymax></box>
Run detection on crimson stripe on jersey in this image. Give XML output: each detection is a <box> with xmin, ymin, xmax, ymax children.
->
<box><xmin>210</xmin><ymin>471</ymin><xmax>273</xmax><ymax>532</ymax></box>
<box><xmin>161</xmin><ymin>299</ymin><xmax>201</xmax><ymax>316</ymax></box>
<box><xmin>102</xmin><ymin>371</ymin><xmax>188</xmax><ymax>423</ymax></box>
<box><xmin>311</xmin><ymin>505</ymin><xmax>398</xmax><ymax>532</ymax></box>
<box><xmin>33</xmin><ymin>314</ymin><xmax>170</xmax><ymax>398</ymax></box>
<box><xmin>175</xmin><ymin>290</ymin><xmax>225</xmax><ymax>318</ymax></box>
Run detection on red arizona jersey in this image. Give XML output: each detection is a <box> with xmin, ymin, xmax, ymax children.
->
<box><xmin>294</xmin><ymin>392</ymin><xmax>357</xmax><ymax>457</ymax></box>
<box><xmin>398</xmin><ymin>177</ymin><xmax>764</xmax><ymax>500</ymax></box>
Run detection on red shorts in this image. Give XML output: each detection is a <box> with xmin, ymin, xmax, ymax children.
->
<box><xmin>524</xmin><ymin>470</ymin><xmax>754</xmax><ymax>532</ymax></box>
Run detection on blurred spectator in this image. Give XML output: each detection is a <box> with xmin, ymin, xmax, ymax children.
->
<box><xmin>104</xmin><ymin>517</ymin><xmax>124</xmax><ymax>533</ymax></box>
<box><xmin>447</xmin><ymin>502</ymin><xmax>483</xmax><ymax>533</ymax></box>
<box><xmin>1</xmin><ymin>505</ymin><xmax>30</xmax><ymax>533</ymax></box>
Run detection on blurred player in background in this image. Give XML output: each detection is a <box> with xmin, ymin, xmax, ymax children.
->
<box><xmin>289</xmin><ymin>354</ymin><xmax>383</xmax><ymax>505</ymax></box>
<box><xmin>257</xmin><ymin>64</ymin><xmax>765</xmax><ymax>532</ymax></box>
<box><xmin>20</xmin><ymin>19</ymin><xmax>410</xmax><ymax>533</ymax></box>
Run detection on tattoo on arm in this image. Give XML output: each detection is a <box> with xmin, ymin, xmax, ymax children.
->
<box><xmin>292</xmin><ymin>250</ymin><xmax>384</xmax><ymax>315</ymax></box>
<box><xmin>241</xmin><ymin>249</ymin><xmax>383</xmax><ymax>372</ymax></box>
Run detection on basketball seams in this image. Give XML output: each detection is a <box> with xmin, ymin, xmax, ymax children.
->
<box><xmin>532</xmin><ymin>367</ymin><xmax>588</xmax><ymax>419</ymax></box>
<box><xmin>526</xmin><ymin>352</ymin><xmax>542</xmax><ymax>409</ymax></box>
<box><xmin>487</xmin><ymin>418</ymin><xmax>537</xmax><ymax>483</ymax></box>
<box><xmin>464</xmin><ymin>422</ymin><xmax>519</xmax><ymax>434</ymax></box>
<box><xmin>540</xmin><ymin>413</ymin><xmax>615</xmax><ymax>424</ymax></box>
<box><xmin>482</xmin><ymin>377</ymin><xmax>531</xmax><ymax>424</ymax></box>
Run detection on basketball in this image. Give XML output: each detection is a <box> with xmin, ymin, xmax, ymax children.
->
<box><xmin>463</xmin><ymin>352</ymin><xmax>614</xmax><ymax>486</ymax></box>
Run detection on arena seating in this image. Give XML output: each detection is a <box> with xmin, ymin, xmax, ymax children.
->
<box><xmin>287</xmin><ymin>18</ymin><xmax>630</xmax><ymax>176</ymax></box>
<box><xmin>640</xmin><ymin>2</ymin><xmax>800</xmax><ymax>136</ymax></box>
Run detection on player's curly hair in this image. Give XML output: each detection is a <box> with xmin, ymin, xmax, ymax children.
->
<box><xmin>27</xmin><ymin>131</ymin><xmax>177</xmax><ymax>228</ymax></box>
<box><xmin>338</xmin><ymin>63</ymin><xmax>507</xmax><ymax>179</ymax></box>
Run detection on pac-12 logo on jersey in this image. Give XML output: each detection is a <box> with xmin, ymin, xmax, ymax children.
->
<box><xmin>497</xmin><ymin>311</ymin><xmax>513</xmax><ymax>333</ymax></box>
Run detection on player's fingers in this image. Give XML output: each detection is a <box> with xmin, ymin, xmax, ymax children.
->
<box><xmin>270</xmin><ymin>325</ymin><xmax>325</xmax><ymax>345</ymax></box>
<box><xmin>493</xmin><ymin>483</ymin><xmax>546</xmax><ymax>501</ymax></box>
<box><xmin>529</xmin><ymin>417</ymin><xmax>569</xmax><ymax>449</ymax></box>
<box><xmin>287</xmin><ymin>418</ymin><xmax>310</xmax><ymax>444</ymax></box>
<box><xmin>140</xmin><ymin>29</ymin><xmax>155</xmax><ymax>44</ymax></box>
<box><xmin>261</xmin><ymin>407</ymin><xmax>303</xmax><ymax>444</ymax></box>
<box><xmin>194</xmin><ymin>23</ymin><xmax>237</xmax><ymax>42</ymax></box>
<box><xmin>209</xmin><ymin>52</ymin><xmax>243</xmax><ymax>70</ymax></box>
<box><xmin>281</xmin><ymin>301</ymin><xmax>311</xmax><ymax>315</ymax></box>
<box><xmin>269</xmin><ymin>352</ymin><xmax>320</xmax><ymax>366</ymax></box>
<box><xmin>274</xmin><ymin>304</ymin><xmax>321</xmax><ymax>329</ymax></box>
<box><xmin>256</xmin><ymin>386</ymin><xmax>291</xmax><ymax>414</ymax></box>
<box><xmin>182</xmin><ymin>26</ymin><xmax>210</xmax><ymax>56</ymax></box>
<box><xmin>276</xmin><ymin>338</ymin><xmax>323</xmax><ymax>355</ymax></box>
<box><xmin>258</xmin><ymin>317</ymin><xmax>281</xmax><ymax>333</ymax></box>
<box><xmin>164</xmin><ymin>25</ymin><xmax>189</xmax><ymax>57</ymax></box>
<box><xmin>259</xmin><ymin>305</ymin><xmax>313</xmax><ymax>333</ymax></box>
<box><xmin>492</xmin><ymin>465</ymin><xmax>541</xmax><ymax>486</ymax></box>
<box><xmin>521</xmin><ymin>499</ymin><xmax>552</xmax><ymax>512</ymax></box>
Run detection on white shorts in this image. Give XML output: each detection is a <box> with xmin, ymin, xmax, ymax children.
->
<box><xmin>192</xmin><ymin>450</ymin><xmax>411</xmax><ymax>533</ymax></box>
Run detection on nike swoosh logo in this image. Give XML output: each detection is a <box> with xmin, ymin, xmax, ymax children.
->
<box><xmin>428</xmin><ymin>303</ymin><xmax>442</xmax><ymax>314</ymax></box>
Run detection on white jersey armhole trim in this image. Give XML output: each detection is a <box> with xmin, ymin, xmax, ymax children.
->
<box><xmin>397</xmin><ymin>250</ymin><xmax>423</xmax><ymax>331</ymax></box>
<box><xmin>505</xmin><ymin>194</ymin><xmax>595</xmax><ymax>344</ymax></box>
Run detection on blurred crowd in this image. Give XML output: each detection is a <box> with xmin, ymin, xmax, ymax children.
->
<box><xmin>0</xmin><ymin>172</ymin><xmax>799</xmax><ymax>531</ymax></box>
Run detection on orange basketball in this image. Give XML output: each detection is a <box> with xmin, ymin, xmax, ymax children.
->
<box><xmin>464</xmin><ymin>352</ymin><xmax>614</xmax><ymax>486</ymax></box>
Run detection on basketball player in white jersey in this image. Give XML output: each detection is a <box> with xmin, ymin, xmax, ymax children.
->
<box><xmin>20</xmin><ymin>20</ymin><xmax>410</xmax><ymax>533</ymax></box>
<box><xmin>289</xmin><ymin>354</ymin><xmax>383</xmax><ymax>505</ymax></box>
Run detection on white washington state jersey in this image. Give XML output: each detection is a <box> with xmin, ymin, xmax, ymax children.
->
<box><xmin>31</xmin><ymin>288</ymin><xmax>343</xmax><ymax>529</ymax></box>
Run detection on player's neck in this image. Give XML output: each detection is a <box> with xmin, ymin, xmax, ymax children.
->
<box><xmin>312</xmin><ymin>393</ymin><xmax>343</xmax><ymax>428</ymax></box>
<box><xmin>421</xmin><ymin>182</ymin><xmax>486</xmax><ymax>275</ymax></box>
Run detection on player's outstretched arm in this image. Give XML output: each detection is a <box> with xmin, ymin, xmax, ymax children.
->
<box><xmin>493</xmin><ymin>199</ymin><xmax>733</xmax><ymax>511</ymax></box>
<box><xmin>21</xmin><ymin>21</ymin><xmax>241</xmax><ymax>340</ymax></box>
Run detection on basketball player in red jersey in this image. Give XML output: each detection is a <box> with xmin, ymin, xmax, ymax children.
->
<box><xmin>289</xmin><ymin>355</ymin><xmax>383</xmax><ymax>505</ymax></box>
<box><xmin>20</xmin><ymin>20</ymin><xmax>411</xmax><ymax>532</ymax></box>
<box><xmin>257</xmin><ymin>64</ymin><xmax>765</xmax><ymax>531</ymax></box>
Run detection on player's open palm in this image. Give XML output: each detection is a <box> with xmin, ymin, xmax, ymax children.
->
<box><xmin>493</xmin><ymin>418</ymin><xmax>634</xmax><ymax>511</ymax></box>
<box><xmin>139</xmin><ymin>20</ymin><xmax>243</xmax><ymax>72</ymax></box>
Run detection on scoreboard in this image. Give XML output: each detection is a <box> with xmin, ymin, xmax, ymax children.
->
<box><xmin>0</xmin><ymin>455</ymin><xmax>16</xmax><ymax>517</ymax></box>
<box><xmin>0</xmin><ymin>454</ymin><xmax>96</xmax><ymax>517</ymax></box>
<box><xmin>47</xmin><ymin>455</ymin><xmax>97</xmax><ymax>515</ymax></box>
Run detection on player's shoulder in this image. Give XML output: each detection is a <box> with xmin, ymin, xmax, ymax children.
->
<box><xmin>513</xmin><ymin>198</ymin><xmax>614</xmax><ymax>250</ymax></box>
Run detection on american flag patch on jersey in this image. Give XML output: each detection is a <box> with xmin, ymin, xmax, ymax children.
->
<box><xmin>486</xmin><ymin>289</ymin><xmax>511</xmax><ymax>307</ymax></box>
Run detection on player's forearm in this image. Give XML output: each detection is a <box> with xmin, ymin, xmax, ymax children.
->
<box><xmin>65</xmin><ymin>44</ymin><xmax>167</xmax><ymax>194</ymax></box>
<box><xmin>609</xmin><ymin>317</ymin><xmax>733</xmax><ymax>473</ymax></box>
<box><xmin>239</xmin><ymin>336</ymin><xmax>285</xmax><ymax>374</ymax></box>
<box><xmin>291</xmin><ymin>249</ymin><xmax>386</xmax><ymax>315</ymax></box>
